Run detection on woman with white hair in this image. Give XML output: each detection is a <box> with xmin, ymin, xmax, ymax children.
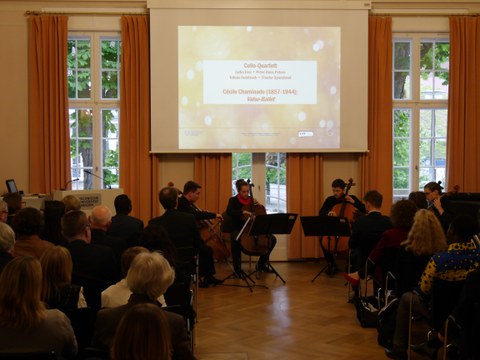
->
<box><xmin>0</xmin><ymin>222</ymin><xmax>14</xmax><ymax>273</ymax></box>
<box><xmin>93</xmin><ymin>252</ymin><xmax>195</xmax><ymax>360</ymax></box>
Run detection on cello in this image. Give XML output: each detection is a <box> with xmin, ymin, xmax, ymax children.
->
<box><xmin>238</xmin><ymin>180</ymin><xmax>271</xmax><ymax>256</ymax></box>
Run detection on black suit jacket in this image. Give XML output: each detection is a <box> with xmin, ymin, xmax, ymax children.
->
<box><xmin>108</xmin><ymin>214</ymin><xmax>144</xmax><ymax>247</ymax></box>
<box><xmin>90</xmin><ymin>229</ymin><xmax>127</xmax><ymax>263</ymax></box>
<box><xmin>93</xmin><ymin>294</ymin><xmax>196</xmax><ymax>360</ymax></box>
<box><xmin>149</xmin><ymin>209</ymin><xmax>202</xmax><ymax>250</ymax></box>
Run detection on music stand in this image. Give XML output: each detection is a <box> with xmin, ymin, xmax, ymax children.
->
<box><xmin>300</xmin><ymin>216</ymin><xmax>351</xmax><ymax>281</ymax></box>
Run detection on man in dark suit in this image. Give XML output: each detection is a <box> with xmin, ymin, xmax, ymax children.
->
<box><xmin>89</xmin><ymin>205</ymin><xmax>127</xmax><ymax>267</ymax></box>
<box><xmin>344</xmin><ymin>190</ymin><xmax>392</xmax><ymax>284</ymax></box>
<box><xmin>93</xmin><ymin>252</ymin><xmax>195</xmax><ymax>360</ymax></box>
<box><xmin>108</xmin><ymin>194</ymin><xmax>144</xmax><ymax>248</ymax></box>
<box><xmin>149</xmin><ymin>186</ymin><xmax>222</xmax><ymax>287</ymax></box>
<box><xmin>61</xmin><ymin>210</ymin><xmax>120</xmax><ymax>310</ymax></box>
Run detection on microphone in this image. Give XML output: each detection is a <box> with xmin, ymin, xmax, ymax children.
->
<box><xmin>84</xmin><ymin>170</ymin><xmax>111</xmax><ymax>189</ymax></box>
<box><xmin>62</xmin><ymin>178</ymin><xmax>79</xmax><ymax>191</ymax></box>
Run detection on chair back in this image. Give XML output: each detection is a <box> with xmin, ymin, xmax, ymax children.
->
<box><xmin>431</xmin><ymin>279</ymin><xmax>465</xmax><ymax>329</ymax></box>
<box><xmin>63</xmin><ymin>307</ymin><xmax>97</xmax><ymax>352</ymax></box>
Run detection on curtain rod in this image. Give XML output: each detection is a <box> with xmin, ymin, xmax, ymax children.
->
<box><xmin>370</xmin><ymin>12</ymin><xmax>478</xmax><ymax>17</ymax></box>
<box><xmin>25</xmin><ymin>10</ymin><xmax>148</xmax><ymax>17</ymax></box>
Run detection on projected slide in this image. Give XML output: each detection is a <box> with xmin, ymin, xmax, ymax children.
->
<box><xmin>178</xmin><ymin>26</ymin><xmax>340</xmax><ymax>150</ymax></box>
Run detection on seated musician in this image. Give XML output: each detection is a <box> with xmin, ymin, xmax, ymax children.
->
<box><xmin>423</xmin><ymin>181</ymin><xmax>453</xmax><ymax>233</ymax></box>
<box><xmin>177</xmin><ymin>181</ymin><xmax>223</xmax><ymax>222</ymax></box>
<box><xmin>226</xmin><ymin>179</ymin><xmax>276</xmax><ymax>276</ymax></box>
<box><xmin>319</xmin><ymin>178</ymin><xmax>366</xmax><ymax>216</ymax></box>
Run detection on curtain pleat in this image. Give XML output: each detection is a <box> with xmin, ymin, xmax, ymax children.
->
<box><xmin>28</xmin><ymin>15</ymin><xmax>70</xmax><ymax>193</ymax></box>
<box><xmin>193</xmin><ymin>154</ymin><xmax>232</xmax><ymax>214</ymax></box>
<box><xmin>286</xmin><ymin>153</ymin><xmax>324</xmax><ymax>259</ymax></box>
<box><xmin>446</xmin><ymin>17</ymin><xmax>480</xmax><ymax>192</ymax></box>
<box><xmin>120</xmin><ymin>15</ymin><xmax>159</xmax><ymax>223</ymax></box>
<box><xmin>359</xmin><ymin>16</ymin><xmax>393</xmax><ymax>214</ymax></box>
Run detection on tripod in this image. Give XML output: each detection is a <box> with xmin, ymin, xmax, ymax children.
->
<box><xmin>311</xmin><ymin>235</ymin><xmax>341</xmax><ymax>281</ymax></box>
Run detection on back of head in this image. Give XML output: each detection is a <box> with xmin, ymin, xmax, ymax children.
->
<box><xmin>90</xmin><ymin>205</ymin><xmax>112</xmax><ymax>228</ymax></box>
<box><xmin>62</xmin><ymin>195</ymin><xmax>81</xmax><ymax>212</ymax></box>
<box><xmin>159</xmin><ymin>187</ymin><xmax>179</xmax><ymax>210</ymax></box>
<box><xmin>139</xmin><ymin>225</ymin><xmax>177</xmax><ymax>267</ymax></box>
<box><xmin>183</xmin><ymin>180</ymin><xmax>201</xmax><ymax>195</ymax></box>
<box><xmin>0</xmin><ymin>223</ymin><xmax>15</xmax><ymax>253</ymax></box>
<box><xmin>111</xmin><ymin>303</ymin><xmax>171</xmax><ymax>360</ymax></box>
<box><xmin>127</xmin><ymin>252</ymin><xmax>175</xmax><ymax>300</ymax></box>
<box><xmin>390</xmin><ymin>199</ymin><xmax>418</xmax><ymax>229</ymax></box>
<box><xmin>331</xmin><ymin>178</ymin><xmax>346</xmax><ymax>189</ymax></box>
<box><xmin>12</xmin><ymin>207</ymin><xmax>44</xmax><ymax>237</ymax></box>
<box><xmin>61</xmin><ymin>210</ymin><xmax>89</xmax><ymax>241</ymax></box>
<box><xmin>405</xmin><ymin>209</ymin><xmax>447</xmax><ymax>256</ymax></box>
<box><xmin>120</xmin><ymin>246</ymin><xmax>150</xmax><ymax>277</ymax></box>
<box><xmin>0</xmin><ymin>257</ymin><xmax>45</xmax><ymax>330</ymax></box>
<box><xmin>408</xmin><ymin>191</ymin><xmax>428</xmax><ymax>210</ymax></box>
<box><xmin>0</xmin><ymin>200</ymin><xmax>8</xmax><ymax>214</ymax></box>
<box><xmin>2</xmin><ymin>193</ymin><xmax>22</xmax><ymax>215</ymax></box>
<box><xmin>114</xmin><ymin>194</ymin><xmax>132</xmax><ymax>215</ymax></box>
<box><xmin>42</xmin><ymin>200</ymin><xmax>66</xmax><ymax>245</ymax></box>
<box><xmin>447</xmin><ymin>214</ymin><xmax>479</xmax><ymax>243</ymax></box>
<box><xmin>363</xmin><ymin>190</ymin><xmax>383</xmax><ymax>209</ymax></box>
<box><xmin>40</xmin><ymin>246</ymin><xmax>73</xmax><ymax>302</ymax></box>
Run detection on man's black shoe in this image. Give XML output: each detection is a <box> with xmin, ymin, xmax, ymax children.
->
<box><xmin>203</xmin><ymin>276</ymin><xmax>224</xmax><ymax>286</ymax></box>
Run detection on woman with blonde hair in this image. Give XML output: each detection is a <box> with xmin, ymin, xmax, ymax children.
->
<box><xmin>40</xmin><ymin>246</ymin><xmax>87</xmax><ymax>311</ymax></box>
<box><xmin>111</xmin><ymin>303</ymin><xmax>172</xmax><ymax>360</ymax></box>
<box><xmin>394</xmin><ymin>209</ymin><xmax>448</xmax><ymax>296</ymax></box>
<box><xmin>0</xmin><ymin>257</ymin><xmax>77</xmax><ymax>358</ymax></box>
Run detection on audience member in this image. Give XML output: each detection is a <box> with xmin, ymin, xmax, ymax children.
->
<box><xmin>62</xmin><ymin>210</ymin><xmax>119</xmax><ymax>310</ymax></box>
<box><xmin>12</xmin><ymin>207</ymin><xmax>53</xmax><ymax>258</ymax></box>
<box><xmin>387</xmin><ymin>214</ymin><xmax>480</xmax><ymax>360</ymax></box>
<box><xmin>0</xmin><ymin>200</ymin><xmax>8</xmax><ymax>223</ymax></box>
<box><xmin>101</xmin><ymin>246</ymin><xmax>166</xmax><ymax>308</ymax></box>
<box><xmin>62</xmin><ymin>195</ymin><xmax>81</xmax><ymax>212</ymax></box>
<box><xmin>89</xmin><ymin>205</ymin><xmax>126</xmax><ymax>266</ymax></box>
<box><xmin>41</xmin><ymin>200</ymin><xmax>66</xmax><ymax>245</ymax></box>
<box><xmin>344</xmin><ymin>190</ymin><xmax>392</xmax><ymax>286</ymax></box>
<box><xmin>2</xmin><ymin>192</ymin><xmax>22</xmax><ymax>226</ymax></box>
<box><xmin>0</xmin><ymin>222</ymin><xmax>14</xmax><ymax>273</ymax></box>
<box><xmin>0</xmin><ymin>257</ymin><xmax>77</xmax><ymax>358</ymax></box>
<box><xmin>110</xmin><ymin>303</ymin><xmax>172</xmax><ymax>360</ymax></box>
<box><xmin>408</xmin><ymin>191</ymin><xmax>428</xmax><ymax>210</ymax></box>
<box><xmin>108</xmin><ymin>194</ymin><xmax>144</xmax><ymax>248</ymax></box>
<box><xmin>368</xmin><ymin>200</ymin><xmax>418</xmax><ymax>286</ymax></box>
<box><xmin>40</xmin><ymin>246</ymin><xmax>87</xmax><ymax>311</ymax></box>
<box><xmin>424</xmin><ymin>181</ymin><xmax>453</xmax><ymax>232</ymax></box>
<box><xmin>93</xmin><ymin>252</ymin><xmax>195</xmax><ymax>360</ymax></box>
<box><xmin>139</xmin><ymin>224</ymin><xmax>178</xmax><ymax>268</ymax></box>
<box><xmin>394</xmin><ymin>209</ymin><xmax>448</xmax><ymax>297</ymax></box>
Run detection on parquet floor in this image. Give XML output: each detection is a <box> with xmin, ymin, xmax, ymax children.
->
<box><xmin>195</xmin><ymin>260</ymin><xmax>389</xmax><ymax>360</ymax></box>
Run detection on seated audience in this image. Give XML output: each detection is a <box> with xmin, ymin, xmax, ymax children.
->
<box><xmin>110</xmin><ymin>303</ymin><xmax>171</xmax><ymax>360</ymax></box>
<box><xmin>89</xmin><ymin>205</ymin><xmax>126</xmax><ymax>266</ymax></box>
<box><xmin>424</xmin><ymin>181</ymin><xmax>453</xmax><ymax>232</ymax></box>
<box><xmin>0</xmin><ymin>257</ymin><xmax>77</xmax><ymax>358</ymax></box>
<box><xmin>0</xmin><ymin>200</ymin><xmax>8</xmax><ymax>223</ymax></box>
<box><xmin>93</xmin><ymin>252</ymin><xmax>195</xmax><ymax>360</ymax></box>
<box><xmin>12</xmin><ymin>207</ymin><xmax>53</xmax><ymax>258</ymax></box>
<box><xmin>62</xmin><ymin>195</ymin><xmax>81</xmax><ymax>212</ymax></box>
<box><xmin>387</xmin><ymin>214</ymin><xmax>480</xmax><ymax>360</ymax></box>
<box><xmin>0</xmin><ymin>222</ymin><xmax>14</xmax><ymax>273</ymax></box>
<box><xmin>2</xmin><ymin>192</ymin><xmax>22</xmax><ymax>226</ymax></box>
<box><xmin>108</xmin><ymin>194</ymin><xmax>144</xmax><ymax>248</ymax></box>
<box><xmin>41</xmin><ymin>200</ymin><xmax>66</xmax><ymax>246</ymax></box>
<box><xmin>368</xmin><ymin>200</ymin><xmax>418</xmax><ymax>287</ymax></box>
<box><xmin>140</xmin><ymin>224</ymin><xmax>179</xmax><ymax>269</ymax></box>
<box><xmin>102</xmin><ymin>246</ymin><xmax>166</xmax><ymax>308</ymax></box>
<box><xmin>40</xmin><ymin>246</ymin><xmax>87</xmax><ymax>311</ymax></box>
<box><xmin>408</xmin><ymin>191</ymin><xmax>428</xmax><ymax>210</ymax></box>
<box><xmin>394</xmin><ymin>209</ymin><xmax>448</xmax><ymax>297</ymax></box>
<box><xmin>62</xmin><ymin>210</ymin><xmax>119</xmax><ymax>310</ymax></box>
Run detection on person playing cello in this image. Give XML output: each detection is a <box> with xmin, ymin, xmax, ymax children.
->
<box><xmin>319</xmin><ymin>178</ymin><xmax>366</xmax><ymax>216</ymax></box>
<box><xmin>226</xmin><ymin>179</ymin><xmax>276</xmax><ymax>277</ymax></box>
<box><xmin>178</xmin><ymin>181</ymin><xmax>223</xmax><ymax>222</ymax></box>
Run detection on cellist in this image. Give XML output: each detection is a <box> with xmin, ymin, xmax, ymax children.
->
<box><xmin>226</xmin><ymin>179</ymin><xmax>276</xmax><ymax>277</ymax></box>
<box><xmin>319</xmin><ymin>178</ymin><xmax>366</xmax><ymax>216</ymax></box>
<box><xmin>178</xmin><ymin>181</ymin><xmax>224</xmax><ymax>222</ymax></box>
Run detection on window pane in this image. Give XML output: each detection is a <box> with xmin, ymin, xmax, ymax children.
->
<box><xmin>102</xmin><ymin>71</ymin><xmax>118</xmax><ymax>99</ymax></box>
<box><xmin>394</xmin><ymin>42</ymin><xmax>410</xmax><ymax>70</ymax></box>
<box><xmin>435</xmin><ymin>109</ymin><xmax>448</xmax><ymax>137</ymax></box>
<box><xmin>435</xmin><ymin>139</ymin><xmax>447</xmax><ymax>166</ymax></box>
<box><xmin>393</xmin><ymin>139</ymin><xmax>410</xmax><ymax>166</ymax></box>
<box><xmin>419</xmin><ymin>110</ymin><xmax>432</xmax><ymax>137</ymax></box>
<box><xmin>77</xmin><ymin>70</ymin><xmax>92</xmax><ymax>99</ymax></box>
<box><xmin>265</xmin><ymin>152</ymin><xmax>286</xmax><ymax>214</ymax></box>
<box><xmin>232</xmin><ymin>153</ymin><xmax>252</xmax><ymax>195</ymax></box>
<box><xmin>420</xmin><ymin>42</ymin><xmax>433</xmax><ymax>70</ymax></box>
<box><xmin>394</xmin><ymin>72</ymin><xmax>411</xmax><ymax>99</ymax></box>
<box><xmin>419</xmin><ymin>139</ymin><xmax>432</xmax><ymax>166</ymax></box>
<box><xmin>435</xmin><ymin>42</ymin><xmax>450</xmax><ymax>71</ymax></box>
<box><xmin>68</xmin><ymin>39</ymin><xmax>91</xmax><ymax>99</ymax></box>
<box><xmin>101</xmin><ymin>39</ymin><xmax>120</xmax><ymax>100</ymax></box>
<box><xmin>103</xmin><ymin>169</ymin><xmax>119</xmax><ymax>189</ymax></box>
<box><xmin>102</xmin><ymin>109</ymin><xmax>119</xmax><ymax>138</ymax></box>
<box><xmin>420</xmin><ymin>41</ymin><xmax>449</xmax><ymax>100</ymax></box>
<box><xmin>101</xmin><ymin>40</ymin><xmax>119</xmax><ymax>69</ymax></box>
<box><xmin>393</xmin><ymin>109</ymin><xmax>410</xmax><ymax>137</ymax></box>
<box><xmin>393</xmin><ymin>168</ymin><xmax>409</xmax><ymax>190</ymax></box>
<box><xmin>433</xmin><ymin>71</ymin><xmax>449</xmax><ymax>99</ymax></box>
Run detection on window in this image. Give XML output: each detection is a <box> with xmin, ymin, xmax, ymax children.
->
<box><xmin>68</xmin><ymin>34</ymin><xmax>121</xmax><ymax>189</ymax></box>
<box><xmin>392</xmin><ymin>36</ymin><xmax>449</xmax><ymax>202</ymax></box>
<box><xmin>232</xmin><ymin>152</ymin><xmax>287</xmax><ymax>214</ymax></box>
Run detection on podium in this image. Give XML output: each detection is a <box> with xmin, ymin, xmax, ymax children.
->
<box><xmin>300</xmin><ymin>216</ymin><xmax>351</xmax><ymax>281</ymax></box>
<box><xmin>53</xmin><ymin>189</ymin><xmax>124</xmax><ymax>216</ymax></box>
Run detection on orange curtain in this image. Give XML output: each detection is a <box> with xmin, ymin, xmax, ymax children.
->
<box><xmin>359</xmin><ymin>16</ymin><xmax>393</xmax><ymax>214</ymax></box>
<box><xmin>120</xmin><ymin>15</ymin><xmax>159</xmax><ymax>223</ymax></box>
<box><xmin>446</xmin><ymin>17</ymin><xmax>480</xmax><ymax>192</ymax></box>
<box><xmin>286</xmin><ymin>153</ymin><xmax>324</xmax><ymax>259</ymax></box>
<box><xmin>194</xmin><ymin>154</ymin><xmax>232</xmax><ymax>214</ymax></box>
<box><xmin>28</xmin><ymin>16</ymin><xmax>70</xmax><ymax>193</ymax></box>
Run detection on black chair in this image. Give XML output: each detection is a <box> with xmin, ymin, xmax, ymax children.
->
<box><xmin>0</xmin><ymin>351</ymin><xmax>56</xmax><ymax>360</ymax></box>
<box><xmin>63</xmin><ymin>307</ymin><xmax>97</xmax><ymax>356</ymax></box>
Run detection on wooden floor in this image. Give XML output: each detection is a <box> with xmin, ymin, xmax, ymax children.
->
<box><xmin>194</xmin><ymin>260</ymin><xmax>389</xmax><ymax>360</ymax></box>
